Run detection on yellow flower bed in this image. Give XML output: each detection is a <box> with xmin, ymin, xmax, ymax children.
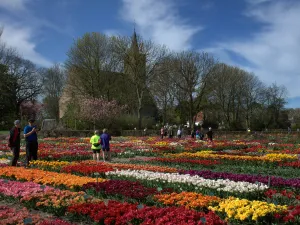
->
<box><xmin>154</xmin><ymin>141</ymin><xmax>169</xmax><ymax>146</ymax></box>
<box><xmin>29</xmin><ymin>160</ymin><xmax>70</xmax><ymax>169</ymax></box>
<box><xmin>263</xmin><ymin>153</ymin><xmax>297</xmax><ymax>161</ymax></box>
<box><xmin>209</xmin><ymin>197</ymin><xmax>287</xmax><ymax>221</ymax></box>
<box><xmin>165</xmin><ymin>151</ymin><xmax>212</xmax><ymax>158</ymax></box>
<box><xmin>166</xmin><ymin>151</ymin><xmax>297</xmax><ymax>162</ymax></box>
<box><xmin>0</xmin><ymin>167</ymin><xmax>105</xmax><ymax>188</ymax></box>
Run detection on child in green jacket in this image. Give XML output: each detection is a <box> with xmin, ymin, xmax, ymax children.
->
<box><xmin>90</xmin><ymin>130</ymin><xmax>101</xmax><ymax>162</ymax></box>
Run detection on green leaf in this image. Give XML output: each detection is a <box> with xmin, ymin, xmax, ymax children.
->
<box><xmin>24</xmin><ymin>218</ymin><xmax>32</xmax><ymax>224</ymax></box>
<box><xmin>137</xmin><ymin>204</ymin><xmax>144</xmax><ymax>209</ymax></box>
<box><xmin>200</xmin><ymin>217</ymin><xmax>206</xmax><ymax>224</ymax></box>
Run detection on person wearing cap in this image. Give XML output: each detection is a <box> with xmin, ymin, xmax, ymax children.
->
<box><xmin>90</xmin><ymin>130</ymin><xmax>101</xmax><ymax>162</ymax></box>
<box><xmin>8</xmin><ymin>120</ymin><xmax>21</xmax><ymax>166</ymax></box>
<box><xmin>24</xmin><ymin>119</ymin><xmax>38</xmax><ymax>167</ymax></box>
<box><xmin>100</xmin><ymin>128</ymin><xmax>111</xmax><ymax>162</ymax></box>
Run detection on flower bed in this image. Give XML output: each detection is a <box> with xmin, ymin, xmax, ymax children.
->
<box><xmin>154</xmin><ymin>191</ymin><xmax>221</xmax><ymax>209</ymax></box>
<box><xmin>0</xmin><ymin>167</ymin><xmax>105</xmax><ymax>189</ymax></box>
<box><xmin>179</xmin><ymin>170</ymin><xmax>300</xmax><ymax>189</ymax></box>
<box><xmin>67</xmin><ymin>201</ymin><xmax>226</xmax><ymax>225</ymax></box>
<box><xmin>106</xmin><ymin>170</ymin><xmax>268</xmax><ymax>196</ymax></box>
<box><xmin>82</xmin><ymin>180</ymin><xmax>172</xmax><ymax>202</ymax></box>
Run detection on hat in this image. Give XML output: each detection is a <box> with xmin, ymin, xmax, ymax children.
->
<box><xmin>14</xmin><ymin>120</ymin><xmax>20</xmax><ymax>125</ymax></box>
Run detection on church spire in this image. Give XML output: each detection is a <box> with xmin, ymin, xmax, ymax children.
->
<box><xmin>131</xmin><ymin>28</ymin><xmax>139</xmax><ymax>52</ymax></box>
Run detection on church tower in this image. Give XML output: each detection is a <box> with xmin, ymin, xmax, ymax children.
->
<box><xmin>124</xmin><ymin>29</ymin><xmax>146</xmax><ymax>80</ymax></box>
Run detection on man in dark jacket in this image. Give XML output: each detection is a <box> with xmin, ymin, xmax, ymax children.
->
<box><xmin>9</xmin><ymin>120</ymin><xmax>21</xmax><ymax>166</ymax></box>
<box><xmin>24</xmin><ymin>119</ymin><xmax>38</xmax><ymax>167</ymax></box>
<box><xmin>101</xmin><ymin>128</ymin><xmax>111</xmax><ymax>162</ymax></box>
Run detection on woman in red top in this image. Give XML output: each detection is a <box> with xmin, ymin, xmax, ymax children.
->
<box><xmin>8</xmin><ymin>120</ymin><xmax>21</xmax><ymax>166</ymax></box>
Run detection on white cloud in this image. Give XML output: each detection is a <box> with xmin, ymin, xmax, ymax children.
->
<box><xmin>104</xmin><ymin>29</ymin><xmax>121</xmax><ymax>37</ymax></box>
<box><xmin>246</xmin><ymin>0</ymin><xmax>272</xmax><ymax>4</ymax></box>
<box><xmin>0</xmin><ymin>0</ymin><xmax>27</xmax><ymax>12</ymax></box>
<box><xmin>120</xmin><ymin>0</ymin><xmax>201</xmax><ymax>51</ymax></box>
<box><xmin>1</xmin><ymin>23</ymin><xmax>52</xmax><ymax>67</ymax></box>
<box><xmin>208</xmin><ymin>0</ymin><xmax>300</xmax><ymax>98</ymax></box>
<box><xmin>0</xmin><ymin>0</ymin><xmax>55</xmax><ymax>67</ymax></box>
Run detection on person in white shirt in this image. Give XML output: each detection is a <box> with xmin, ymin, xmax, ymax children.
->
<box><xmin>177</xmin><ymin>128</ymin><xmax>182</xmax><ymax>138</ymax></box>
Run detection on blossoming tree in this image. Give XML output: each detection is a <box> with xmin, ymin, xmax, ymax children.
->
<box><xmin>79</xmin><ymin>98</ymin><xmax>126</xmax><ymax>129</ymax></box>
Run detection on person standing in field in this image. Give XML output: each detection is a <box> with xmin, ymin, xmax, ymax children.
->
<box><xmin>90</xmin><ymin>130</ymin><xmax>101</xmax><ymax>162</ymax></box>
<box><xmin>196</xmin><ymin>129</ymin><xmax>200</xmax><ymax>139</ymax></box>
<box><xmin>168</xmin><ymin>126</ymin><xmax>173</xmax><ymax>138</ymax></box>
<box><xmin>160</xmin><ymin>127</ymin><xmax>164</xmax><ymax>139</ymax></box>
<box><xmin>177</xmin><ymin>127</ymin><xmax>182</xmax><ymax>138</ymax></box>
<box><xmin>206</xmin><ymin>127</ymin><xmax>213</xmax><ymax>143</ymax></box>
<box><xmin>23</xmin><ymin>119</ymin><xmax>38</xmax><ymax>167</ymax></box>
<box><xmin>8</xmin><ymin>120</ymin><xmax>21</xmax><ymax>166</ymax></box>
<box><xmin>101</xmin><ymin>128</ymin><xmax>111</xmax><ymax>162</ymax></box>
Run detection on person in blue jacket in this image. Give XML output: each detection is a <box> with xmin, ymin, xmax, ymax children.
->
<box><xmin>23</xmin><ymin>119</ymin><xmax>38</xmax><ymax>167</ymax></box>
<box><xmin>101</xmin><ymin>128</ymin><xmax>111</xmax><ymax>162</ymax></box>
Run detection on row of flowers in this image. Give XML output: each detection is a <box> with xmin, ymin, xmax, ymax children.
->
<box><xmin>209</xmin><ymin>197</ymin><xmax>287</xmax><ymax>222</ymax></box>
<box><xmin>179</xmin><ymin>169</ymin><xmax>300</xmax><ymax>188</ymax></box>
<box><xmin>0</xmin><ymin>178</ymin><xmax>99</xmax><ymax>217</ymax></box>
<box><xmin>149</xmin><ymin>157</ymin><xmax>221</xmax><ymax>166</ymax></box>
<box><xmin>105</xmin><ymin>170</ymin><xmax>269</xmax><ymax>195</ymax></box>
<box><xmin>0</xmin><ymin>206</ymin><xmax>73</xmax><ymax>225</ymax></box>
<box><xmin>166</xmin><ymin>152</ymin><xmax>298</xmax><ymax>162</ymax></box>
<box><xmin>29</xmin><ymin>160</ymin><xmax>178</xmax><ymax>175</ymax></box>
<box><xmin>0</xmin><ymin>167</ymin><xmax>105</xmax><ymax>189</ymax></box>
<box><xmin>82</xmin><ymin>180</ymin><xmax>173</xmax><ymax>202</ymax></box>
<box><xmin>67</xmin><ymin>201</ymin><xmax>226</xmax><ymax>225</ymax></box>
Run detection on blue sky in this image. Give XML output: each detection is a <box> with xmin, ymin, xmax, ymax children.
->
<box><xmin>0</xmin><ymin>0</ymin><xmax>300</xmax><ymax>107</ymax></box>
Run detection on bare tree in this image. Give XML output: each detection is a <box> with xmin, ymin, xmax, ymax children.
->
<box><xmin>170</xmin><ymin>51</ymin><xmax>215</xmax><ymax>129</ymax></box>
<box><xmin>150</xmin><ymin>56</ymin><xmax>176</xmax><ymax>124</ymax></box>
<box><xmin>41</xmin><ymin>64</ymin><xmax>66</xmax><ymax>120</ymax></box>
<box><xmin>65</xmin><ymin>32</ymin><xmax>123</xmax><ymax>100</ymax></box>
<box><xmin>8</xmin><ymin>56</ymin><xmax>42</xmax><ymax>116</ymax></box>
<box><xmin>261</xmin><ymin>83</ymin><xmax>287</xmax><ymax>128</ymax></box>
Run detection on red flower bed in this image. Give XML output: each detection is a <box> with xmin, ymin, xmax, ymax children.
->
<box><xmin>279</xmin><ymin>161</ymin><xmax>300</xmax><ymax>168</ymax></box>
<box><xmin>265</xmin><ymin>189</ymin><xmax>300</xmax><ymax>200</ymax></box>
<box><xmin>61</xmin><ymin>163</ymin><xmax>114</xmax><ymax>175</ymax></box>
<box><xmin>82</xmin><ymin>180</ymin><xmax>172</xmax><ymax>200</ymax></box>
<box><xmin>150</xmin><ymin>157</ymin><xmax>221</xmax><ymax>166</ymax></box>
<box><xmin>38</xmin><ymin>219</ymin><xmax>74</xmax><ymax>225</ymax></box>
<box><xmin>67</xmin><ymin>201</ymin><xmax>226</xmax><ymax>225</ymax></box>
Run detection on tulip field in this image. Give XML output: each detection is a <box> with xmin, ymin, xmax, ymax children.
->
<box><xmin>0</xmin><ymin>136</ymin><xmax>300</xmax><ymax>224</ymax></box>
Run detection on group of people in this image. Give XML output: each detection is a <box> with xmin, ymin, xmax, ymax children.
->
<box><xmin>8</xmin><ymin>119</ymin><xmax>39</xmax><ymax>167</ymax></box>
<box><xmin>160</xmin><ymin>126</ymin><xmax>179</xmax><ymax>139</ymax></box>
<box><xmin>90</xmin><ymin>128</ymin><xmax>111</xmax><ymax>162</ymax></box>
<box><xmin>160</xmin><ymin>125</ymin><xmax>213</xmax><ymax>142</ymax></box>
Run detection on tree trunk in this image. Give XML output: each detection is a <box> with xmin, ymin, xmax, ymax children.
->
<box><xmin>189</xmin><ymin>94</ymin><xmax>194</xmax><ymax>130</ymax></box>
<box><xmin>138</xmin><ymin>106</ymin><xmax>142</xmax><ymax>130</ymax></box>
